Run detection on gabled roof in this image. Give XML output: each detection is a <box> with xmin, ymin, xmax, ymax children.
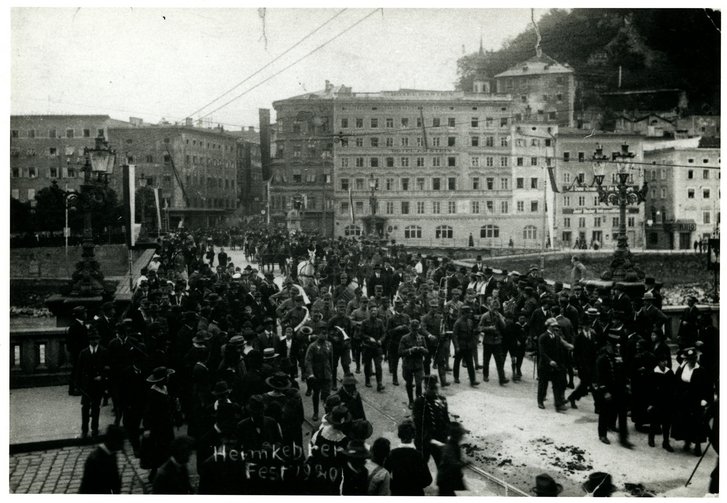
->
<box><xmin>494</xmin><ymin>53</ymin><xmax>573</xmax><ymax>78</ymax></box>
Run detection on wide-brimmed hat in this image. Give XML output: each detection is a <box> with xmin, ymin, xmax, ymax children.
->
<box><xmin>348</xmin><ymin>419</ymin><xmax>374</xmax><ymax>441</ymax></box>
<box><xmin>299</xmin><ymin>326</ymin><xmax>313</xmax><ymax>336</ymax></box>
<box><xmin>263</xmin><ymin>348</ymin><xmax>278</xmax><ymax>360</ymax></box>
<box><xmin>342</xmin><ymin>374</ymin><xmax>358</xmax><ymax>386</ymax></box>
<box><xmin>582</xmin><ymin>472</ymin><xmax>615</xmax><ymax>497</ymax></box>
<box><xmin>607</xmin><ymin>328</ymin><xmax>622</xmax><ymax>340</ymax></box>
<box><xmin>146</xmin><ymin>366</ymin><xmax>175</xmax><ymax>383</ymax></box>
<box><xmin>532</xmin><ymin>473</ymin><xmax>563</xmax><ymax>496</ymax></box>
<box><xmin>586</xmin><ymin>307</ymin><xmax>600</xmax><ymax>316</ymax></box>
<box><xmin>265</xmin><ymin>372</ymin><xmax>292</xmax><ymax>391</ymax></box>
<box><xmin>247</xmin><ymin>394</ymin><xmax>265</xmax><ymax>414</ymax></box>
<box><xmin>242</xmin><ymin>329</ymin><xmax>257</xmax><ymax>341</ymax></box>
<box><xmin>342</xmin><ymin>439</ymin><xmax>370</xmax><ymax>459</ymax></box>
<box><xmin>193</xmin><ymin>330</ymin><xmax>212</xmax><ymax>345</ymax></box>
<box><xmin>325</xmin><ymin>405</ymin><xmax>352</xmax><ymax>427</ymax></box>
<box><xmin>228</xmin><ymin>335</ymin><xmax>245</xmax><ymax>347</ymax></box>
<box><xmin>211</xmin><ymin>380</ymin><xmax>231</xmax><ymax>396</ymax></box>
<box><xmin>642</xmin><ymin>292</ymin><xmax>655</xmax><ymax>301</ymax></box>
<box><xmin>546</xmin><ymin>317</ymin><xmax>559</xmax><ymax>327</ymax></box>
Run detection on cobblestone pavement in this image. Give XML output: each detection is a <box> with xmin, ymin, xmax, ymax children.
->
<box><xmin>9</xmin><ymin>445</ymin><xmax>149</xmax><ymax>494</ymax></box>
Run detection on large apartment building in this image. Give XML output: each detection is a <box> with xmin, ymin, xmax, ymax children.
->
<box><xmin>10</xmin><ymin>115</ymin><xmax>131</xmax><ymax>203</ymax></box>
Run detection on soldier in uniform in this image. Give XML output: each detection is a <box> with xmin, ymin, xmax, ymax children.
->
<box><xmin>537</xmin><ymin>318</ymin><xmax>571</xmax><ymax>412</ymax></box>
<box><xmin>452</xmin><ymin>306</ymin><xmax>479</xmax><ymax>387</ymax></box>
<box><xmin>327</xmin><ymin>300</ymin><xmax>353</xmax><ymax>390</ymax></box>
<box><xmin>386</xmin><ymin>299</ymin><xmax>411</xmax><ymax>387</ymax></box>
<box><xmin>361</xmin><ymin>306</ymin><xmax>387</xmax><ymax>392</ymax></box>
<box><xmin>399</xmin><ymin>319</ymin><xmax>429</xmax><ymax>408</ymax></box>
<box><xmin>304</xmin><ymin>329</ymin><xmax>333</xmax><ymax>422</ymax></box>
<box><xmin>413</xmin><ymin>375</ymin><xmax>450</xmax><ymax>466</ymax></box>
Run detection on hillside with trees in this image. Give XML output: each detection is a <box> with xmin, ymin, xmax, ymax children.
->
<box><xmin>456</xmin><ymin>9</ymin><xmax>720</xmax><ymax>115</ymax></box>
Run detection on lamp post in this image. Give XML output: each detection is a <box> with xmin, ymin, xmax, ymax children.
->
<box><xmin>368</xmin><ymin>173</ymin><xmax>379</xmax><ymax>236</ymax></box>
<box><xmin>592</xmin><ymin>143</ymin><xmax>648</xmax><ymax>282</ymax></box>
<box><xmin>66</xmin><ymin>135</ymin><xmax>116</xmax><ymax>297</ymax></box>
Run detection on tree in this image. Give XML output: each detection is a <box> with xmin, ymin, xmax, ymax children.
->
<box><xmin>10</xmin><ymin>197</ymin><xmax>33</xmax><ymax>234</ymax></box>
<box><xmin>33</xmin><ymin>180</ymin><xmax>68</xmax><ymax>233</ymax></box>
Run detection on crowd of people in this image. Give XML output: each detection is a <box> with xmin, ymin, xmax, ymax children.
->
<box><xmin>68</xmin><ymin>227</ymin><xmax>719</xmax><ymax>494</ymax></box>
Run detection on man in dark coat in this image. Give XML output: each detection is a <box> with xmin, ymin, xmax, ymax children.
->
<box><xmin>537</xmin><ymin>318</ymin><xmax>570</xmax><ymax>411</ymax></box>
<box><xmin>399</xmin><ymin>319</ymin><xmax>429</xmax><ymax>408</ymax></box>
<box><xmin>385</xmin><ymin>419</ymin><xmax>432</xmax><ymax>496</ymax></box>
<box><xmin>387</xmin><ymin>299</ymin><xmax>411</xmax><ymax>387</ymax></box>
<box><xmin>152</xmin><ymin>436</ymin><xmax>195</xmax><ymax>494</ymax></box>
<box><xmin>67</xmin><ymin>305</ymin><xmax>89</xmax><ymax>396</ymax></box>
<box><xmin>567</xmin><ymin>308</ymin><xmax>599</xmax><ymax>409</ymax></box>
<box><xmin>412</xmin><ymin>375</ymin><xmax>450</xmax><ymax>466</ymax></box>
<box><xmin>327</xmin><ymin>300</ymin><xmax>353</xmax><ymax>390</ymax></box>
<box><xmin>595</xmin><ymin>330</ymin><xmax>633</xmax><ymax>448</ymax></box>
<box><xmin>678</xmin><ymin>296</ymin><xmax>701</xmax><ymax>349</ymax></box>
<box><xmin>333</xmin><ymin>373</ymin><xmax>366</xmax><ymax>420</ymax></box>
<box><xmin>94</xmin><ymin>302</ymin><xmax>117</xmax><ymax>347</ymax></box>
<box><xmin>452</xmin><ymin>306</ymin><xmax>479</xmax><ymax>387</ymax></box>
<box><xmin>361</xmin><ymin>306</ymin><xmax>387</xmax><ymax>392</ymax></box>
<box><xmin>79</xmin><ymin>425</ymin><xmax>125</xmax><ymax>494</ymax></box>
<box><xmin>76</xmin><ymin>327</ymin><xmax>110</xmax><ymax>438</ymax></box>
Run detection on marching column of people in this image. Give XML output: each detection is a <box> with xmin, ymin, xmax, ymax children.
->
<box><xmin>72</xmin><ymin>229</ymin><xmax>718</xmax><ymax>494</ymax></box>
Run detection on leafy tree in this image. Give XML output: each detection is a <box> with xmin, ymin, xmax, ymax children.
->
<box><xmin>10</xmin><ymin>197</ymin><xmax>33</xmax><ymax>233</ymax></box>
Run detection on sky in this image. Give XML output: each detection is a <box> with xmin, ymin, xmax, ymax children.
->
<box><xmin>10</xmin><ymin>6</ymin><xmax>552</xmax><ymax>130</ymax></box>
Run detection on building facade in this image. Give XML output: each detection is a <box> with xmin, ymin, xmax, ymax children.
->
<box><xmin>10</xmin><ymin>115</ymin><xmax>130</xmax><ymax>203</ymax></box>
<box><xmin>643</xmin><ymin>147</ymin><xmax>720</xmax><ymax>249</ymax></box>
<box><xmin>555</xmin><ymin>130</ymin><xmax>646</xmax><ymax>250</ymax></box>
<box><xmin>494</xmin><ymin>52</ymin><xmax>576</xmax><ymax>128</ymax></box>
<box><xmin>229</xmin><ymin>127</ymin><xmax>264</xmax><ymax>219</ymax></box>
<box><xmin>269</xmin><ymin>84</ymin><xmax>336</xmax><ymax>235</ymax></box>
<box><xmin>107</xmin><ymin>123</ymin><xmax>239</xmax><ymax>230</ymax></box>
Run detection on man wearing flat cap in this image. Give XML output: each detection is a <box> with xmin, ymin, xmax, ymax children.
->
<box><xmin>594</xmin><ymin>330</ymin><xmax>632</xmax><ymax>448</ymax></box>
<box><xmin>452</xmin><ymin>305</ymin><xmax>479</xmax><ymax>387</ymax></box>
<box><xmin>537</xmin><ymin>318</ymin><xmax>570</xmax><ymax>412</ymax></box>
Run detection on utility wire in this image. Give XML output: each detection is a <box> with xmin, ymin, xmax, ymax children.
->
<box><xmin>199</xmin><ymin>8</ymin><xmax>382</xmax><ymax>120</ymax></box>
<box><xmin>187</xmin><ymin>8</ymin><xmax>348</xmax><ymax>118</ymax></box>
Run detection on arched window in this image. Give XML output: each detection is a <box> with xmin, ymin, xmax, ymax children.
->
<box><xmin>523</xmin><ymin>225</ymin><xmax>537</xmax><ymax>240</ymax></box>
<box><xmin>344</xmin><ymin>224</ymin><xmax>362</xmax><ymax>236</ymax></box>
<box><xmin>435</xmin><ymin>225</ymin><xmax>453</xmax><ymax>239</ymax></box>
<box><xmin>480</xmin><ymin>224</ymin><xmax>499</xmax><ymax>238</ymax></box>
<box><xmin>404</xmin><ymin>225</ymin><xmax>422</xmax><ymax>239</ymax></box>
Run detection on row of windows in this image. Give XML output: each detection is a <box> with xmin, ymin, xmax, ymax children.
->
<box><xmin>344</xmin><ymin>224</ymin><xmax>539</xmax><ymax>241</ymax></box>
<box><xmin>183</xmin><ymin>138</ymin><xmax>234</xmax><ymax>152</ymax></box>
<box><xmin>519</xmin><ymin>93</ymin><xmax>564</xmax><ymax>103</ymax></box>
<box><xmin>340</xmin><ymin>176</ymin><xmax>513</xmax><ymax>191</ymax></box>
<box><xmin>563</xmin><ymin>216</ymin><xmax>636</xmax><ymax>228</ymax></box>
<box><xmin>686</xmin><ymin>188</ymin><xmax>714</xmax><ymax>199</ymax></box>
<box><xmin>184</xmin><ymin>173</ymin><xmax>236</xmax><ymax>190</ymax></box>
<box><xmin>11</xmin><ymin>128</ymin><xmax>104</xmax><ymax>139</ymax></box>
<box><xmin>502</xmin><ymin>75</ymin><xmax>567</xmax><ymax>90</ymax></box>
<box><xmin>341</xmin><ymin>199</ymin><xmax>512</xmax><ymax>215</ymax></box>
<box><xmin>271</xmin><ymin>173</ymin><xmax>331</xmax><ymax>184</ymax></box>
<box><xmin>339</xmin><ymin>116</ymin><xmax>509</xmax><ymax>130</ymax></box>
<box><xmin>340</xmin><ymin>156</ymin><xmax>511</xmax><ymax>169</ymax></box>
<box><xmin>182</xmin><ymin>154</ymin><xmax>235</xmax><ymax>169</ymax></box>
<box><xmin>12</xmin><ymin>166</ymin><xmax>78</xmax><ymax>179</ymax></box>
<box><xmin>338</xmin><ymin>135</ymin><xmax>512</xmax><ymax>148</ymax></box>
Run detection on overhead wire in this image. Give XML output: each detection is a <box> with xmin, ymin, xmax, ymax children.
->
<box><xmin>198</xmin><ymin>8</ymin><xmax>382</xmax><ymax>120</ymax></box>
<box><xmin>187</xmin><ymin>8</ymin><xmax>348</xmax><ymax>119</ymax></box>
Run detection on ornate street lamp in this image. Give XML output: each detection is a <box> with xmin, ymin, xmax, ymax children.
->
<box><xmin>66</xmin><ymin>135</ymin><xmax>116</xmax><ymax>297</ymax></box>
<box><xmin>591</xmin><ymin>143</ymin><xmax>648</xmax><ymax>282</ymax></box>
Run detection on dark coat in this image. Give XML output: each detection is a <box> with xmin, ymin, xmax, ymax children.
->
<box><xmin>452</xmin><ymin>316</ymin><xmax>477</xmax><ymax>353</ymax></box>
<box><xmin>142</xmin><ymin>387</ymin><xmax>176</xmax><ymax>469</ymax></box>
<box><xmin>671</xmin><ymin>363</ymin><xmax>711</xmax><ymax>443</ymax></box>
<box><xmin>152</xmin><ymin>458</ymin><xmax>193</xmax><ymax>494</ymax></box>
<box><xmin>79</xmin><ymin>446</ymin><xmax>121</xmax><ymax>494</ymax></box>
<box><xmin>573</xmin><ymin>328</ymin><xmax>598</xmax><ymax>379</ymax></box>
<box><xmin>537</xmin><ymin>331</ymin><xmax>568</xmax><ymax>374</ymax></box>
<box><xmin>332</xmin><ymin>387</ymin><xmax>366</xmax><ymax>421</ymax></box>
<box><xmin>385</xmin><ymin>446</ymin><xmax>433</xmax><ymax>496</ymax></box>
<box><xmin>236</xmin><ymin>415</ymin><xmax>282</xmax><ymax>451</ymax></box>
<box><xmin>66</xmin><ymin>319</ymin><xmax>89</xmax><ymax>361</ymax></box>
<box><xmin>76</xmin><ymin>346</ymin><xmax>110</xmax><ymax>397</ymax></box>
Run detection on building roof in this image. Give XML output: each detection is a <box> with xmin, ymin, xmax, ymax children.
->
<box><xmin>494</xmin><ymin>53</ymin><xmax>573</xmax><ymax>78</ymax></box>
<box><xmin>557</xmin><ymin>127</ymin><xmax>642</xmax><ymax>138</ymax></box>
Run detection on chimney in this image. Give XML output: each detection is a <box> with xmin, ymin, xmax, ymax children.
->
<box><xmin>185</xmin><ymin>117</ymin><xmax>193</xmax><ymax>127</ymax></box>
<box><xmin>325</xmin><ymin>80</ymin><xmax>333</xmax><ymax>92</ymax></box>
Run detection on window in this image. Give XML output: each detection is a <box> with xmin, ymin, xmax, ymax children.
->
<box><xmin>370</xmin><ymin>137</ymin><xmax>379</xmax><ymax>147</ymax></box>
<box><xmin>500</xmin><ymin>118</ymin><xmax>508</xmax><ymax>127</ymax></box>
<box><xmin>355</xmin><ymin>178</ymin><xmax>365</xmax><ymax>190</ymax></box>
<box><xmin>485</xmin><ymin>157</ymin><xmax>493</xmax><ymax>167</ymax></box>
<box><xmin>341</xmin><ymin>158</ymin><xmax>349</xmax><ymax>169</ymax></box>
<box><xmin>687</xmin><ymin>189</ymin><xmax>695</xmax><ymax>199</ymax></box>
<box><xmin>448</xmin><ymin>117</ymin><xmax>455</xmax><ymax>127</ymax></box>
<box><xmin>485</xmin><ymin>136</ymin><xmax>494</xmax><ymax>147</ymax></box>
<box><xmin>385</xmin><ymin>137</ymin><xmax>394</xmax><ymax>147</ymax></box>
<box><xmin>448</xmin><ymin>137</ymin><xmax>456</xmax><ymax>147</ymax></box>
<box><xmin>563</xmin><ymin>152</ymin><xmax>570</xmax><ymax>162</ymax></box>
<box><xmin>516</xmin><ymin>178</ymin><xmax>524</xmax><ymax>189</ymax></box>
<box><xmin>471</xmin><ymin>136</ymin><xmax>479</xmax><ymax>147</ymax></box>
<box><xmin>431</xmin><ymin>138</ymin><xmax>440</xmax><ymax>147</ymax></box>
<box><xmin>472</xmin><ymin>177</ymin><xmax>480</xmax><ymax>190</ymax></box>
<box><xmin>481</xmin><ymin>225</ymin><xmax>499</xmax><ymax>238</ymax></box>
<box><xmin>531</xmin><ymin>157</ymin><xmax>538</xmax><ymax>166</ymax></box>
<box><xmin>386</xmin><ymin>118</ymin><xmax>394</xmax><ymax>128</ymax></box>
<box><xmin>341</xmin><ymin>118</ymin><xmax>349</xmax><ymax>128</ymax></box>
<box><xmin>49</xmin><ymin>167</ymin><xmax>58</xmax><ymax>178</ymax></box>
<box><xmin>530</xmin><ymin>139</ymin><xmax>540</xmax><ymax>147</ymax></box>
<box><xmin>500</xmin><ymin>136</ymin><xmax>509</xmax><ymax>147</ymax></box>
<box><xmin>432</xmin><ymin>118</ymin><xmax>441</xmax><ymax>127</ymax></box>
<box><xmin>11</xmin><ymin>189</ymin><xmax>19</xmax><ymax>199</ymax></box>
<box><xmin>355</xmin><ymin>157</ymin><xmax>364</xmax><ymax>168</ymax></box>
<box><xmin>340</xmin><ymin>178</ymin><xmax>350</xmax><ymax>190</ymax></box>
<box><xmin>563</xmin><ymin>217</ymin><xmax>571</xmax><ymax>228</ymax></box>
<box><xmin>517</xmin><ymin>201</ymin><xmax>524</xmax><ymax>213</ymax></box>
<box><xmin>594</xmin><ymin>217</ymin><xmax>601</xmax><ymax>228</ymax></box>
<box><xmin>401</xmin><ymin>137</ymin><xmax>409</xmax><ymax>147</ymax></box>
<box><xmin>486</xmin><ymin>178</ymin><xmax>494</xmax><ymax>190</ymax></box>
<box><xmin>531</xmin><ymin>177</ymin><xmax>538</xmax><ymax>189</ymax></box>
<box><xmin>448</xmin><ymin>201</ymin><xmax>456</xmax><ymax>214</ymax></box>
<box><xmin>401</xmin><ymin>118</ymin><xmax>409</xmax><ymax>127</ymax></box>
<box><xmin>11</xmin><ymin>129</ymin><xmax>19</xmax><ymax>138</ymax></box>
<box><xmin>28</xmin><ymin>167</ymin><xmax>37</xmax><ymax>178</ymax></box>
<box><xmin>432</xmin><ymin>201</ymin><xmax>441</xmax><ymax>214</ymax></box>
<box><xmin>517</xmin><ymin>158</ymin><xmax>524</xmax><ymax>167</ymax></box>
<box><xmin>523</xmin><ymin>225</ymin><xmax>537</xmax><ymax>240</ymax></box>
<box><xmin>344</xmin><ymin>224</ymin><xmax>362</xmax><ymax>236</ymax></box>
<box><xmin>49</xmin><ymin>147</ymin><xmax>58</xmax><ymax>157</ymax></box>
<box><xmin>417</xmin><ymin>201</ymin><xmax>425</xmax><ymax>214</ymax></box>
<box><xmin>703</xmin><ymin>189</ymin><xmax>710</xmax><ymax>199</ymax></box>
<box><xmin>401</xmin><ymin>157</ymin><xmax>409</xmax><ymax>167</ymax></box>
<box><xmin>500</xmin><ymin>157</ymin><xmax>508</xmax><ymax>167</ymax></box>
<box><xmin>385</xmin><ymin>202</ymin><xmax>393</xmax><ymax>214</ymax></box>
<box><xmin>12</xmin><ymin>168</ymin><xmax>20</xmax><ymax>177</ymax></box>
<box><xmin>471</xmin><ymin>117</ymin><xmax>479</xmax><ymax>127</ymax></box>
<box><xmin>660</xmin><ymin>169</ymin><xmax>666</xmax><ymax>180</ymax></box>
<box><xmin>370</xmin><ymin>158</ymin><xmax>379</xmax><ymax>168</ymax></box>
<box><xmin>292</xmin><ymin>174</ymin><xmax>302</xmax><ymax>183</ymax></box>
<box><xmin>401</xmin><ymin>178</ymin><xmax>409</xmax><ymax>191</ymax></box>
<box><xmin>416</xmin><ymin>137</ymin><xmax>424</xmax><ymax>147</ymax></box>
<box><xmin>688</xmin><ymin>170</ymin><xmax>694</xmax><ymax>179</ymax></box>
<box><xmin>401</xmin><ymin>201</ymin><xmax>410</xmax><ymax>214</ymax></box>
<box><xmin>385</xmin><ymin>178</ymin><xmax>394</xmax><ymax>190</ymax></box>
<box><xmin>612</xmin><ymin>217</ymin><xmax>620</xmax><ymax>227</ymax></box>
<box><xmin>416</xmin><ymin>117</ymin><xmax>422</xmax><ymax>128</ymax></box>
<box><xmin>578</xmin><ymin>152</ymin><xmax>585</xmax><ymax>163</ymax></box>
<box><xmin>27</xmin><ymin>189</ymin><xmax>35</xmax><ymax>201</ymax></box>
<box><xmin>355</xmin><ymin>137</ymin><xmax>364</xmax><ymax>147</ymax></box>
<box><xmin>416</xmin><ymin>177</ymin><xmax>425</xmax><ymax>190</ymax></box>
<box><xmin>703</xmin><ymin>211</ymin><xmax>711</xmax><ymax>224</ymax></box>
<box><xmin>448</xmin><ymin>157</ymin><xmax>456</xmax><ymax>167</ymax></box>
<box><xmin>471</xmin><ymin>157</ymin><xmax>480</xmax><ymax>167</ymax></box>
<box><xmin>66</xmin><ymin>129</ymin><xmax>74</xmax><ymax>138</ymax></box>
<box><xmin>370</xmin><ymin>118</ymin><xmax>378</xmax><ymax>128</ymax></box>
<box><xmin>703</xmin><ymin>170</ymin><xmax>710</xmax><ymax>179</ymax></box>
<box><xmin>385</xmin><ymin>157</ymin><xmax>394</xmax><ymax>167</ymax></box>
<box><xmin>435</xmin><ymin>225</ymin><xmax>453</xmax><ymax>239</ymax></box>
<box><xmin>447</xmin><ymin>177</ymin><xmax>456</xmax><ymax>190</ymax></box>
<box><xmin>49</xmin><ymin>129</ymin><xmax>57</xmax><ymax>138</ymax></box>
<box><xmin>355</xmin><ymin>118</ymin><xmax>363</xmax><ymax>128</ymax></box>
<box><xmin>404</xmin><ymin>225</ymin><xmax>422</xmax><ymax>239</ymax></box>
<box><xmin>531</xmin><ymin>201</ymin><xmax>538</xmax><ymax>212</ymax></box>
<box><xmin>500</xmin><ymin>178</ymin><xmax>509</xmax><ymax>190</ymax></box>
<box><xmin>432</xmin><ymin>178</ymin><xmax>441</xmax><ymax>190</ymax></box>
<box><xmin>578</xmin><ymin>196</ymin><xmax>586</xmax><ymax>206</ymax></box>
<box><xmin>485</xmin><ymin>117</ymin><xmax>493</xmax><ymax>127</ymax></box>
<box><xmin>471</xmin><ymin>201</ymin><xmax>480</xmax><ymax>213</ymax></box>
<box><xmin>500</xmin><ymin>201</ymin><xmax>509</xmax><ymax>213</ymax></box>
<box><xmin>545</xmin><ymin>138</ymin><xmax>552</xmax><ymax>147</ymax></box>
<box><xmin>486</xmin><ymin>201</ymin><xmax>494</xmax><ymax>213</ymax></box>
<box><xmin>628</xmin><ymin>217</ymin><xmax>635</xmax><ymax>227</ymax></box>
<box><xmin>660</xmin><ymin>188</ymin><xmax>667</xmax><ymax>199</ymax></box>
<box><xmin>67</xmin><ymin>168</ymin><xmax>76</xmax><ymax>178</ymax></box>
